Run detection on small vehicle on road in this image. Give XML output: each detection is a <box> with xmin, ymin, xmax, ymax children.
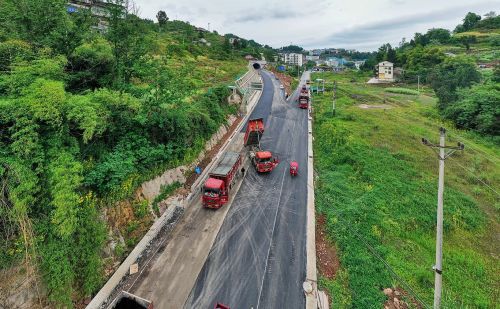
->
<box><xmin>290</xmin><ymin>161</ymin><xmax>298</xmax><ymax>176</ymax></box>
<box><xmin>214</xmin><ymin>303</ymin><xmax>230</xmax><ymax>309</ymax></box>
<box><xmin>279</xmin><ymin>84</ymin><xmax>284</xmax><ymax>89</ymax></box>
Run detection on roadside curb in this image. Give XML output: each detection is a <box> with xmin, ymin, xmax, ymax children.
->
<box><xmin>86</xmin><ymin>70</ymin><xmax>264</xmax><ymax>309</ymax></box>
<box><xmin>305</xmin><ymin>74</ymin><xmax>318</xmax><ymax>309</ymax></box>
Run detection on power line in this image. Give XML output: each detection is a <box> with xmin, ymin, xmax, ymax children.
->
<box><xmin>448</xmin><ymin>156</ymin><xmax>500</xmax><ymax>198</ymax></box>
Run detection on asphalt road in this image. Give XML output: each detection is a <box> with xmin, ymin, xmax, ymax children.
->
<box><xmin>186</xmin><ymin>70</ymin><xmax>310</xmax><ymax>309</ymax></box>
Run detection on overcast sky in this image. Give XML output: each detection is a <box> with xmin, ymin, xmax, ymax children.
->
<box><xmin>132</xmin><ymin>0</ymin><xmax>499</xmax><ymax>51</ymax></box>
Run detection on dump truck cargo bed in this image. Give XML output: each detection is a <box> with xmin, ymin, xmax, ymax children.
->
<box><xmin>244</xmin><ymin>118</ymin><xmax>264</xmax><ymax>147</ymax></box>
<box><xmin>210</xmin><ymin>152</ymin><xmax>241</xmax><ymax>177</ymax></box>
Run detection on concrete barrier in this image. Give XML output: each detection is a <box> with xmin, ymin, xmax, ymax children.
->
<box><xmin>305</xmin><ymin>92</ymin><xmax>318</xmax><ymax>308</ymax></box>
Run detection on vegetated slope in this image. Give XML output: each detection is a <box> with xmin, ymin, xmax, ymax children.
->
<box><xmin>313</xmin><ymin>71</ymin><xmax>499</xmax><ymax>308</ymax></box>
<box><xmin>0</xmin><ymin>1</ymin><xmax>275</xmax><ymax>307</ymax></box>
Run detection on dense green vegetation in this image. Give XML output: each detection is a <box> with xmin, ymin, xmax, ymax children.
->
<box><xmin>313</xmin><ymin>71</ymin><xmax>499</xmax><ymax>308</ymax></box>
<box><xmin>362</xmin><ymin>12</ymin><xmax>499</xmax><ymax>137</ymax></box>
<box><xmin>0</xmin><ymin>0</ymin><xmax>275</xmax><ymax>306</ymax></box>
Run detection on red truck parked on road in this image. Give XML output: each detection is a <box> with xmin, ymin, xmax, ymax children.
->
<box><xmin>298</xmin><ymin>85</ymin><xmax>309</xmax><ymax>109</ymax></box>
<box><xmin>244</xmin><ymin>118</ymin><xmax>279</xmax><ymax>173</ymax></box>
<box><xmin>202</xmin><ymin>152</ymin><xmax>242</xmax><ymax>209</ymax></box>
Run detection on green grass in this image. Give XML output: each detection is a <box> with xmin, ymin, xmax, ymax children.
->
<box><xmin>385</xmin><ymin>87</ymin><xmax>420</xmax><ymax>95</ymax></box>
<box><xmin>312</xmin><ymin>71</ymin><xmax>499</xmax><ymax>308</ymax></box>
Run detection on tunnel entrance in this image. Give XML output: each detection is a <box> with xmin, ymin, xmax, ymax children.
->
<box><xmin>252</xmin><ymin>62</ymin><xmax>261</xmax><ymax>70</ymax></box>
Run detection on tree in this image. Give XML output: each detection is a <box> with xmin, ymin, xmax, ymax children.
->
<box><xmin>459</xmin><ymin>35</ymin><xmax>477</xmax><ymax>51</ymax></box>
<box><xmin>156</xmin><ymin>10</ymin><xmax>168</xmax><ymax>28</ymax></box>
<box><xmin>403</xmin><ymin>46</ymin><xmax>445</xmax><ymax>81</ymax></box>
<box><xmin>67</xmin><ymin>38</ymin><xmax>114</xmax><ymax>91</ymax></box>
<box><xmin>280</xmin><ymin>44</ymin><xmax>303</xmax><ymax>53</ymax></box>
<box><xmin>386</xmin><ymin>46</ymin><xmax>397</xmax><ymax>64</ymax></box>
<box><xmin>463</xmin><ymin>12</ymin><xmax>482</xmax><ymax>30</ymax></box>
<box><xmin>455</xmin><ymin>12</ymin><xmax>481</xmax><ymax>32</ymax></box>
<box><xmin>492</xmin><ymin>64</ymin><xmax>500</xmax><ymax>83</ymax></box>
<box><xmin>428</xmin><ymin>56</ymin><xmax>481</xmax><ymax>110</ymax></box>
<box><xmin>444</xmin><ymin>83</ymin><xmax>500</xmax><ymax>135</ymax></box>
<box><xmin>426</xmin><ymin>28</ymin><xmax>451</xmax><ymax>44</ymax></box>
<box><xmin>413</xmin><ymin>32</ymin><xmax>430</xmax><ymax>46</ymax></box>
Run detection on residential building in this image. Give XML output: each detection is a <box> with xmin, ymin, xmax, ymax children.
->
<box><xmin>279</xmin><ymin>53</ymin><xmax>305</xmax><ymax>66</ymax></box>
<box><xmin>67</xmin><ymin>0</ymin><xmax>127</xmax><ymax>31</ymax></box>
<box><xmin>306</xmin><ymin>55</ymin><xmax>319</xmax><ymax>61</ymax></box>
<box><xmin>377</xmin><ymin>61</ymin><xmax>394</xmax><ymax>80</ymax></box>
<box><xmin>309</xmin><ymin>49</ymin><xmax>322</xmax><ymax>56</ymax></box>
<box><xmin>353</xmin><ymin>60</ymin><xmax>366</xmax><ymax>70</ymax></box>
<box><xmin>326</xmin><ymin>57</ymin><xmax>348</xmax><ymax>68</ymax></box>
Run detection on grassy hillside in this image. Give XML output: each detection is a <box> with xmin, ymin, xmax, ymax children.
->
<box><xmin>312</xmin><ymin>71</ymin><xmax>499</xmax><ymax>308</ymax></box>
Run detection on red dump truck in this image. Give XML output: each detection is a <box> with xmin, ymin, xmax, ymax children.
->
<box><xmin>298</xmin><ymin>85</ymin><xmax>309</xmax><ymax>109</ymax></box>
<box><xmin>108</xmin><ymin>291</ymin><xmax>153</xmax><ymax>309</ymax></box>
<box><xmin>244</xmin><ymin>118</ymin><xmax>279</xmax><ymax>173</ymax></box>
<box><xmin>202</xmin><ymin>151</ymin><xmax>242</xmax><ymax>209</ymax></box>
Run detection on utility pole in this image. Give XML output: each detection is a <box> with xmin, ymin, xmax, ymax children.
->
<box><xmin>422</xmin><ymin>128</ymin><xmax>464</xmax><ymax>309</ymax></box>
<box><xmin>332</xmin><ymin>81</ymin><xmax>337</xmax><ymax>116</ymax></box>
<box><xmin>417</xmin><ymin>75</ymin><xmax>420</xmax><ymax>94</ymax></box>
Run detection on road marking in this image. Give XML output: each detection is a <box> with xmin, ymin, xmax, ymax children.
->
<box><xmin>255</xmin><ymin>97</ymin><xmax>299</xmax><ymax>309</ymax></box>
<box><xmin>255</xmin><ymin>162</ymin><xmax>287</xmax><ymax>309</ymax></box>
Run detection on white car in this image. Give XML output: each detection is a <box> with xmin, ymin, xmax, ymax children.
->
<box><xmin>279</xmin><ymin>84</ymin><xmax>284</xmax><ymax>89</ymax></box>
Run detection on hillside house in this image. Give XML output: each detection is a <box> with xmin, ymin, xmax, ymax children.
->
<box><xmin>67</xmin><ymin>0</ymin><xmax>127</xmax><ymax>31</ymax></box>
<box><xmin>377</xmin><ymin>61</ymin><xmax>394</xmax><ymax>81</ymax></box>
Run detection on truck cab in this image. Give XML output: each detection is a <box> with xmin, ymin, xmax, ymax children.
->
<box><xmin>202</xmin><ymin>178</ymin><xmax>227</xmax><ymax>208</ymax></box>
<box><xmin>298</xmin><ymin>94</ymin><xmax>309</xmax><ymax>109</ymax></box>
<box><xmin>253</xmin><ymin>151</ymin><xmax>279</xmax><ymax>173</ymax></box>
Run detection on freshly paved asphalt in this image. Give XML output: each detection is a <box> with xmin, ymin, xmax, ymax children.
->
<box><xmin>185</xmin><ymin>70</ymin><xmax>309</xmax><ymax>309</ymax></box>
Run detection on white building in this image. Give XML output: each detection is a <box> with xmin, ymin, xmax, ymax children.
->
<box><xmin>280</xmin><ymin>53</ymin><xmax>305</xmax><ymax>66</ymax></box>
<box><xmin>306</xmin><ymin>55</ymin><xmax>319</xmax><ymax>61</ymax></box>
<box><xmin>67</xmin><ymin>0</ymin><xmax>128</xmax><ymax>31</ymax></box>
<box><xmin>354</xmin><ymin>60</ymin><xmax>365</xmax><ymax>70</ymax></box>
<box><xmin>377</xmin><ymin>61</ymin><xmax>394</xmax><ymax>80</ymax></box>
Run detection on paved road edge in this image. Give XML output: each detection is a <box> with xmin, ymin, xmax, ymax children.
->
<box><xmin>305</xmin><ymin>100</ymin><xmax>318</xmax><ymax>308</ymax></box>
<box><xmin>86</xmin><ymin>70</ymin><xmax>264</xmax><ymax>309</ymax></box>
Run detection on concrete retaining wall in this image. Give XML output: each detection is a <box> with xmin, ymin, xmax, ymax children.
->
<box><xmin>140</xmin><ymin>115</ymin><xmax>238</xmax><ymax>201</ymax></box>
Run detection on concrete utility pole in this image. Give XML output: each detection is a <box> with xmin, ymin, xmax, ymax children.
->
<box><xmin>332</xmin><ymin>81</ymin><xmax>337</xmax><ymax>116</ymax></box>
<box><xmin>422</xmin><ymin>128</ymin><xmax>464</xmax><ymax>309</ymax></box>
<box><xmin>417</xmin><ymin>75</ymin><xmax>420</xmax><ymax>94</ymax></box>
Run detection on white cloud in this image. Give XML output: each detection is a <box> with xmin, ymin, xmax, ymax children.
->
<box><xmin>132</xmin><ymin>0</ymin><xmax>499</xmax><ymax>51</ymax></box>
